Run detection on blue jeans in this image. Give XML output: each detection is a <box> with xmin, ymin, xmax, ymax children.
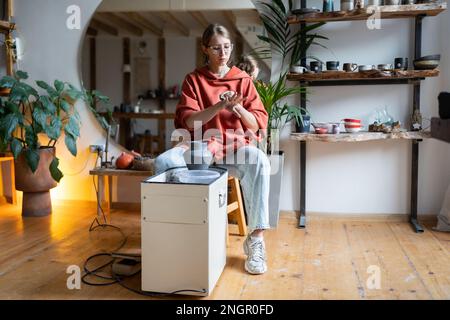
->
<box><xmin>154</xmin><ymin>145</ymin><xmax>271</xmax><ymax>233</ymax></box>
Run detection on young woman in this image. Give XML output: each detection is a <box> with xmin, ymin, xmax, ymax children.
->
<box><xmin>154</xmin><ymin>24</ymin><xmax>270</xmax><ymax>275</ymax></box>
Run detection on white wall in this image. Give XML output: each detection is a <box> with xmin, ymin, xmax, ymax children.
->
<box><xmin>265</xmin><ymin>0</ymin><xmax>450</xmax><ymax>215</ymax></box>
<box><xmin>14</xmin><ymin>0</ymin><xmax>127</xmax><ymax>202</ymax></box>
<box><xmin>10</xmin><ymin>0</ymin><xmax>449</xmax><ymax>214</ymax></box>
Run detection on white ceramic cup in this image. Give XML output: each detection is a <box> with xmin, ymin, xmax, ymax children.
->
<box><xmin>290</xmin><ymin>65</ymin><xmax>307</xmax><ymax>74</ymax></box>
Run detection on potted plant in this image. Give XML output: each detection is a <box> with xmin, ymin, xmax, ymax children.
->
<box><xmin>0</xmin><ymin>70</ymin><xmax>83</xmax><ymax>216</ymax></box>
<box><xmin>253</xmin><ymin>0</ymin><xmax>327</xmax><ymax>74</ymax></box>
<box><xmin>255</xmin><ymin>73</ymin><xmax>309</xmax><ymax>227</ymax></box>
<box><xmin>253</xmin><ymin>0</ymin><xmax>327</xmax><ymax>133</ymax></box>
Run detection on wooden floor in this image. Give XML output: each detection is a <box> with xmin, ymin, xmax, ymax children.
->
<box><xmin>0</xmin><ymin>201</ymin><xmax>449</xmax><ymax>300</ymax></box>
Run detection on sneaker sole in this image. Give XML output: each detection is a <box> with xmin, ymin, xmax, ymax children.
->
<box><xmin>243</xmin><ymin>238</ymin><xmax>267</xmax><ymax>274</ymax></box>
<box><xmin>244</xmin><ymin>262</ymin><xmax>267</xmax><ymax>275</ymax></box>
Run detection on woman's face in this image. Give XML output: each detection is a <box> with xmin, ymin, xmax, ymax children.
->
<box><xmin>203</xmin><ymin>34</ymin><xmax>233</xmax><ymax>68</ymax></box>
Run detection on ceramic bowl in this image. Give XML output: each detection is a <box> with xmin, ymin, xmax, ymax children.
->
<box><xmin>413</xmin><ymin>59</ymin><xmax>439</xmax><ymax>70</ymax></box>
<box><xmin>315</xmin><ymin>127</ymin><xmax>328</xmax><ymax>134</ymax></box>
<box><xmin>345</xmin><ymin>126</ymin><xmax>362</xmax><ymax>133</ymax></box>
<box><xmin>312</xmin><ymin>122</ymin><xmax>332</xmax><ymax>133</ymax></box>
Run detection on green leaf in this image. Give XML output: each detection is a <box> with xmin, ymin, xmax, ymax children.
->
<box><xmin>18</xmin><ymin>82</ymin><xmax>39</xmax><ymax>98</ymax></box>
<box><xmin>0</xmin><ymin>76</ymin><xmax>17</xmax><ymax>88</ymax></box>
<box><xmin>36</xmin><ymin>80</ymin><xmax>58</xmax><ymax>97</ymax></box>
<box><xmin>66</xmin><ymin>89</ymin><xmax>83</xmax><ymax>100</ymax></box>
<box><xmin>46</xmin><ymin>118</ymin><xmax>62</xmax><ymax>140</ymax></box>
<box><xmin>5</xmin><ymin>101</ymin><xmax>20</xmax><ymax>114</ymax></box>
<box><xmin>25</xmin><ymin>125</ymin><xmax>38</xmax><ymax>149</ymax></box>
<box><xmin>49</xmin><ymin>157</ymin><xmax>63</xmax><ymax>182</ymax></box>
<box><xmin>10</xmin><ymin>137</ymin><xmax>23</xmax><ymax>159</ymax></box>
<box><xmin>65</xmin><ymin>134</ymin><xmax>77</xmax><ymax>156</ymax></box>
<box><xmin>40</xmin><ymin>96</ymin><xmax>57</xmax><ymax>114</ymax></box>
<box><xmin>9</xmin><ymin>84</ymin><xmax>28</xmax><ymax>102</ymax></box>
<box><xmin>32</xmin><ymin>107</ymin><xmax>47</xmax><ymax>128</ymax></box>
<box><xmin>92</xmin><ymin>90</ymin><xmax>110</xmax><ymax>102</ymax></box>
<box><xmin>64</xmin><ymin>115</ymin><xmax>80</xmax><ymax>138</ymax></box>
<box><xmin>60</xmin><ymin>99</ymin><xmax>71</xmax><ymax>113</ymax></box>
<box><xmin>54</xmin><ymin>80</ymin><xmax>64</xmax><ymax>93</ymax></box>
<box><xmin>24</xmin><ymin>148</ymin><xmax>40</xmax><ymax>173</ymax></box>
<box><xmin>15</xmin><ymin>70</ymin><xmax>29</xmax><ymax>80</ymax></box>
<box><xmin>0</xmin><ymin>114</ymin><xmax>19</xmax><ymax>138</ymax></box>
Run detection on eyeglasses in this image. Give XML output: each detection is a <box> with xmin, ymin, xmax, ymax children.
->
<box><xmin>207</xmin><ymin>43</ymin><xmax>234</xmax><ymax>55</ymax></box>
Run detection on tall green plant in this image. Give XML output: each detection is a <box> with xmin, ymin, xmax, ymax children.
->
<box><xmin>0</xmin><ymin>71</ymin><xmax>83</xmax><ymax>182</ymax></box>
<box><xmin>255</xmin><ymin>73</ymin><xmax>309</xmax><ymax>130</ymax></box>
<box><xmin>254</xmin><ymin>0</ymin><xmax>328</xmax><ymax>73</ymax></box>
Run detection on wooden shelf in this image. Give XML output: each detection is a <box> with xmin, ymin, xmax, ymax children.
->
<box><xmin>288</xmin><ymin>2</ymin><xmax>447</xmax><ymax>23</ymax></box>
<box><xmin>287</xmin><ymin>69</ymin><xmax>439</xmax><ymax>86</ymax></box>
<box><xmin>431</xmin><ymin>117</ymin><xmax>450</xmax><ymax>143</ymax></box>
<box><xmin>290</xmin><ymin>131</ymin><xmax>430</xmax><ymax>142</ymax></box>
<box><xmin>101</xmin><ymin>112</ymin><xmax>175</xmax><ymax>120</ymax></box>
<box><xmin>0</xmin><ymin>20</ymin><xmax>14</xmax><ymax>33</ymax></box>
<box><xmin>90</xmin><ymin>167</ymin><xmax>153</xmax><ymax>177</ymax></box>
<box><xmin>141</xmin><ymin>96</ymin><xmax>180</xmax><ymax>101</ymax></box>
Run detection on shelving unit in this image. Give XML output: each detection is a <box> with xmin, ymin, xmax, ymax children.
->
<box><xmin>288</xmin><ymin>2</ymin><xmax>447</xmax><ymax>23</ymax></box>
<box><xmin>291</xmin><ymin>130</ymin><xmax>430</xmax><ymax>142</ymax></box>
<box><xmin>0</xmin><ymin>0</ymin><xmax>15</xmax><ymax>80</ymax></box>
<box><xmin>288</xmin><ymin>1</ymin><xmax>446</xmax><ymax>233</ymax></box>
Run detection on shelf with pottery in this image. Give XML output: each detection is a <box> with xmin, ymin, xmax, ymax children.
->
<box><xmin>289</xmin><ymin>0</ymin><xmax>443</xmax><ymax>232</ymax></box>
<box><xmin>286</xmin><ymin>68</ymin><xmax>439</xmax><ymax>85</ymax></box>
<box><xmin>287</xmin><ymin>2</ymin><xmax>447</xmax><ymax>23</ymax></box>
<box><xmin>291</xmin><ymin>130</ymin><xmax>430</xmax><ymax>142</ymax></box>
<box><xmin>100</xmin><ymin>111</ymin><xmax>175</xmax><ymax>120</ymax></box>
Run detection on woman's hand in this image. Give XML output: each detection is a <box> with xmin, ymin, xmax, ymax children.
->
<box><xmin>215</xmin><ymin>92</ymin><xmax>245</xmax><ymax>111</ymax></box>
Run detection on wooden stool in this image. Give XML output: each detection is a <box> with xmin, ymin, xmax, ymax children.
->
<box><xmin>0</xmin><ymin>155</ymin><xmax>17</xmax><ymax>205</ymax></box>
<box><xmin>226</xmin><ymin>177</ymin><xmax>247</xmax><ymax>246</ymax></box>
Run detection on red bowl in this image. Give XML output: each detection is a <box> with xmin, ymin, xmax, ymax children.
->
<box><xmin>315</xmin><ymin>127</ymin><xmax>328</xmax><ymax>134</ymax></box>
<box><xmin>343</xmin><ymin>118</ymin><xmax>361</xmax><ymax>124</ymax></box>
<box><xmin>344</xmin><ymin>124</ymin><xmax>362</xmax><ymax>128</ymax></box>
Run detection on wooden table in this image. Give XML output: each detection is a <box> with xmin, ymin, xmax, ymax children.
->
<box><xmin>0</xmin><ymin>156</ymin><xmax>16</xmax><ymax>205</ymax></box>
<box><xmin>89</xmin><ymin>167</ymin><xmax>153</xmax><ymax>220</ymax></box>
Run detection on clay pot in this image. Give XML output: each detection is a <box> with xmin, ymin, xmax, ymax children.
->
<box><xmin>116</xmin><ymin>152</ymin><xmax>134</xmax><ymax>169</ymax></box>
<box><xmin>15</xmin><ymin>147</ymin><xmax>58</xmax><ymax>217</ymax></box>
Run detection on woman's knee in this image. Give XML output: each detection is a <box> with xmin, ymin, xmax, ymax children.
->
<box><xmin>238</xmin><ymin>146</ymin><xmax>271</xmax><ymax>175</ymax></box>
<box><xmin>154</xmin><ymin>147</ymin><xmax>186</xmax><ymax>173</ymax></box>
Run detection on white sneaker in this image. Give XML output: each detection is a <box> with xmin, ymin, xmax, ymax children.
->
<box><xmin>243</xmin><ymin>235</ymin><xmax>267</xmax><ymax>274</ymax></box>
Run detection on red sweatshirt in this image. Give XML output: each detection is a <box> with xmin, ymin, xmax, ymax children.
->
<box><xmin>175</xmin><ymin>66</ymin><xmax>268</xmax><ymax>159</ymax></box>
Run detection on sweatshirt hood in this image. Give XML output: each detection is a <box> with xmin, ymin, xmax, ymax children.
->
<box><xmin>195</xmin><ymin>66</ymin><xmax>251</xmax><ymax>81</ymax></box>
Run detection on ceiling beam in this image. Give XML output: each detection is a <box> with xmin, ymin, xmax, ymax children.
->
<box><xmin>86</xmin><ymin>27</ymin><xmax>98</xmax><ymax>37</ymax></box>
<box><xmin>89</xmin><ymin>18</ymin><xmax>119</xmax><ymax>36</ymax></box>
<box><xmin>156</xmin><ymin>12</ymin><xmax>190</xmax><ymax>37</ymax></box>
<box><xmin>123</xmin><ymin>12</ymin><xmax>163</xmax><ymax>37</ymax></box>
<box><xmin>98</xmin><ymin>12</ymin><xmax>144</xmax><ymax>37</ymax></box>
<box><xmin>189</xmin><ymin>11</ymin><xmax>209</xmax><ymax>29</ymax></box>
<box><xmin>223</xmin><ymin>10</ymin><xmax>240</xmax><ymax>38</ymax></box>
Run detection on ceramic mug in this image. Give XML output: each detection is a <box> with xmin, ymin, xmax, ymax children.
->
<box><xmin>326</xmin><ymin>61</ymin><xmax>340</xmax><ymax>71</ymax></box>
<box><xmin>310</xmin><ymin>61</ymin><xmax>323</xmax><ymax>73</ymax></box>
<box><xmin>378</xmin><ymin>63</ymin><xmax>393</xmax><ymax>71</ymax></box>
<box><xmin>343</xmin><ymin>63</ymin><xmax>358</xmax><ymax>72</ymax></box>
<box><xmin>394</xmin><ymin>57</ymin><xmax>409</xmax><ymax>70</ymax></box>
<box><xmin>358</xmin><ymin>64</ymin><xmax>376</xmax><ymax>72</ymax></box>
<box><xmin>290</xmin><ymin>65</ymin><xmax>307</xmax><ymax>74</ymax></box>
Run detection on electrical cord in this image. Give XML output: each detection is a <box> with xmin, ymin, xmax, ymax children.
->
<box><xmin>64</xmin><ymin>152</ymin><xmax>95</xmax><ymax>176</ymax></box>
<box><xmin>82</xmin><ymin>157</ymin><xmax>206</xmax><ymax>297</ymax></box>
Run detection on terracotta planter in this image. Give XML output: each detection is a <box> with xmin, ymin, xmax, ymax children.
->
<box><xmin>15</xmin><ymin>147</ymin><xmax>58</xmax><ymax>217</ymax></box>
